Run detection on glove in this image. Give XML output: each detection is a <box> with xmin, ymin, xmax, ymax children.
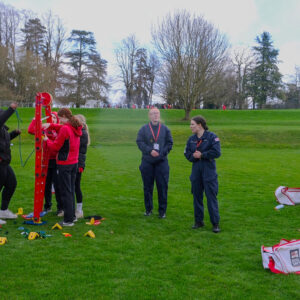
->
<box><xmin>79</xmin><ymin>167</ymin><xmax>84</xmax><ymax>173</ymax></box>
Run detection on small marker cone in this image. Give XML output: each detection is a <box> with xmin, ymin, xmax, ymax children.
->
<box><xmin>0</xmin><ymin>237</ymin><xmax>7</xmax><ymax>245</ymax></box>
<box><xmin>28</xmin><ymin>232</ymin><xmax>40</xmax><ymax>240</ymax></box>
<box><xmin>17</xmin><ymin>208</ymin><xmax>23</xmax><ymax>215</ymax></box>
<box><xmin>84</xmin><ymin>230</ymin><xmax>95</xmax><ymax>238</ymax></box>
<box><xmin>62</xmin><ymin>233</ymin><xmax>72</xmax><ymax>237</ymax></box>
<box><xmin>52</xmin><ymin>223</ymin><xmax>62</xmax><ymax>230</ymax></box>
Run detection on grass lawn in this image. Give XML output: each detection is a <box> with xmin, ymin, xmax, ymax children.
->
<box><xmin>0</xmin><ymin>108</ymin><xmax>300</xmax><ymax>299</ymax></box>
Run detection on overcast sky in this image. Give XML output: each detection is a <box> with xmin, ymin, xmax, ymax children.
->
<box><xmin>4</xmin><ymin>0</ymin><xmax>300</xmax><ymax>94</ymax></box>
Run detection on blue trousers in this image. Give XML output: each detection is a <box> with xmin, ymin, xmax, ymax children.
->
<box><xmin>139</xmin><ymin>159</ymin><xmax>169</xmax><ymax>215</ymax></box>
<box><xmin>191</xmin><ymin>170</ymin><xmax>220</xmax><ymax>225</ymax></box>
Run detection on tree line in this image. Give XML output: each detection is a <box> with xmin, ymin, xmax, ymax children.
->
<box><xmin>0</xmin><ymin>3</ymin><xmax>299</xmax><ymax>116</ymax></box>
<box><xmin>0</xmin><ymin>2</ymin><xmax>109</xmax><ymax>107</ymax></box>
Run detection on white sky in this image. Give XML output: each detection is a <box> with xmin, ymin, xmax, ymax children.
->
<box><xmin>4</xmin><ymin>0</ymin><xmax>300</xmax><ymax>96</ymax></box>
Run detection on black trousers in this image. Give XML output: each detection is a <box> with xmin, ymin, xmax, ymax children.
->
<box><xmin>44</xmin><ymin>159</ymin><xmax>63</xmax><ymax>211</ymax></box>
<box><xmin>57</xmin><ymin>163</ymin><xmax>77</xmax><ymax>223</ymax></box>
<box><xmin>139</xmin><ymin>159</ymin><xmax>169</xmax><ymax>215</ymax></box>
<box><xmin>0</xmin><ymin>164</ymin><xmax>17</xmax><ymax>210</ymax></box>
<box><xmin>75</xmin><ymin>171</ymin><xmax>82</xmax><ymax>204</ymax></box>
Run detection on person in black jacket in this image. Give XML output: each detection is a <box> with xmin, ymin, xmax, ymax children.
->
<box><xmin>136</xmin><ymin>108</ymin><xmax>173</xmax><ymax>218</ymax></box>
<box><xmin>0</xmin><ymin>102</ymin><xmax>21</xmax><ymax>224</ymax></box>
<box><xmin>184</xmin><ymin>115</ymin><xmax>221</xmax><ymax>233</ymax></box>
<box><xmin>74</xmin><ymin>114</ymin><xmax>89</xmax><ymax>218</ymax></box>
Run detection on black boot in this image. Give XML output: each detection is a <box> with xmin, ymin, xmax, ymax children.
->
<box><xmin>192</xmin><ymin>221</ymin><xmax>204</xmax><ymax>229</ymax></box>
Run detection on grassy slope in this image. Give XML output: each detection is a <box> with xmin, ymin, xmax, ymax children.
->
<box><xmin>0</xmin><ymin>108</ymin><xmax>300</xmax><ymax>300</ymax></box>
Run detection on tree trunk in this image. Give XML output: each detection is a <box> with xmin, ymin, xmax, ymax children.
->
<box><xmin>183</xmin><ymin>108</ymin><xmax>190</xmax><ymax>120</ymax></box>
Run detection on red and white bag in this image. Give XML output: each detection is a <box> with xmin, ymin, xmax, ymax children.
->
<box><xmin>261</xmin><ymin>239</ymin><xmax>300</xmax><ymax>274</ymax></box>
<box><xmin>275</xmin><ymin>186</ymin><xmax>300</xmax><ymax>205</ymax></box>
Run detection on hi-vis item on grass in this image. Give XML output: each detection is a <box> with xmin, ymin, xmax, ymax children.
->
<box><xmin>261</xmin><ymin>239</ymin><xmax>300</xmax><ymax>274</ymax></box>
<box><xmin>0</xmin><ymin>237</ymin><xmax>7</xmax><ymax>245</ymax></box>
<box><xmin>275</xmin><ymin>186</ymin><xmax>300</xmax><ymax>206</ymax></box>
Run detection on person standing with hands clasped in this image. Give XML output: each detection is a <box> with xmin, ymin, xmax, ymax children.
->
<box><xmin>184</xmin><ymin>116</ymin><xmax>221</xmax><ymax>233</ymax></box>
<box><xmin>136</xmin><ymin>108</ymin><xmax>173</xmax><ymax>218</ymax></box>
<box><xmin>0</xmin><ymin>102</ymin><xmax>21</xmax><ymax>224</ymax></box>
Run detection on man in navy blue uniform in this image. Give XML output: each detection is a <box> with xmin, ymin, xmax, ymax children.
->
<box><xmin>184</xmin><ymin>115</ymin><xmax>221</xmax><ymax>233</ymax></box>
<box><xmin>136</xmin><ymin>108</ymin><xmax>173</xmax><ymax>218</ymax></box>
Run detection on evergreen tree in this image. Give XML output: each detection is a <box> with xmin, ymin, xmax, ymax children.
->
<box><xmin>248</xmin><ymin>32</ymin><xmax>282</xmax><ymax>108</ymax></box>
<box><xmin>65</xmin><ymin>30</ymin><xmax>108</xmax><ymax>107</ymax></box>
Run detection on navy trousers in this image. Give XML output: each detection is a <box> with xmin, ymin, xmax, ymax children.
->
<box><xmin>57</xmin><ymin>163</ymin><xmax>77</xmax><ymax>223</ymax></box>
<box><xmin>139</xmin><ymin>159</ymin><xmax>169</xmax><ymax>215</ymax></box>
<box><xmin>191</xmin><ymin>169</ymin><xmax>220</xmax><ymax>226</ymax></box>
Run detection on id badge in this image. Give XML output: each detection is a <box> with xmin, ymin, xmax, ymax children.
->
<box><xmin>153</xmin><ymin>143</ymin><xmax>160</xmax><ymax>151</ymax></box>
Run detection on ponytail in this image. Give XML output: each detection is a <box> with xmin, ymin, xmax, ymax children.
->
<box><xmin>57</xmin><ymin>108</ymin><xmax>81</xmax><ymax>128</ymax></box>
<box><xmin>191</xmin><ymin>115</ymin><xmax>209</xmax><ymax>130</ymax></box>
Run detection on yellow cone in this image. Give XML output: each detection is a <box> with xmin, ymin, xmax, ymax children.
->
<box><xmin>0</xmin><ymin>237</ymin><xmax>7</xmax><ymax>245</ymax></box>
<box><xmin>84</xmin><ymin>230</ymin><xmax>95</xmax><ymax>238</ymax></box>
<box><xmin>17</xmin><ymin>208</ymin><xmax>23</xmax><ymax>215</ymax></box>
<box><xmin>52</xmin><ymin>223</ymin><xmax>62</xmax><ymax>230</ymax></box>
<box><xmin>28</xmin><ymin>232</ymin><xmax>40</xmax><ymax>240</ymax></box>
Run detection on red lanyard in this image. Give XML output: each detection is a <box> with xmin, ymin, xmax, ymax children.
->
<box><xmin>196</xmin><ymin>139</ymin><xmax>202</xmax><ymax>148</ymax></box>
<box><xmin>149</xmin><ymin>123</ymin><xmax>161</xmax><ymax>142</ymax></box>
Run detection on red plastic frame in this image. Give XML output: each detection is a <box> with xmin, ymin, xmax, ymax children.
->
<box><xmin>33</xmin><ymin>92</ymin><xmax>53</xmax><ymax>223</ymax></box>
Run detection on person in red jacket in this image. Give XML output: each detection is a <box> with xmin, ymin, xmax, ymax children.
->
<box><xmin>43</xmin><ymin>108</ymin><xmax>82</xmax><ymax>227</ymax></box>
<box><xmin>28</xmin><ymin>111</ymin><xmax>63</xmax><ymax>215</ymax></box>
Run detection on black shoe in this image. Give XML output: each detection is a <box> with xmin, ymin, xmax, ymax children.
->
<box><xmin>212</xmin><ymin>224</ymin><xmax>221</xmax><ymax>233</ymax></box>
<box><xmin>192</xmin><ymin>221</ymin><xmax>205</xmax><ymax>229</ymax></box>
<box><xmin>158</xmin><ymin>213</ymin><xmax>166</xmax><ymax>219</ymax></box>
<box><xmin>144</xmin><ymin>211</ymin><xmax>152</xmax><ymax>216</ymax></box>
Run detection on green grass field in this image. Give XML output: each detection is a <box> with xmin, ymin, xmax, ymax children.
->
<box><xmin>1</xmin><ymin>108</ymin><xmax>300</xmax><ymax>300</ymax></box>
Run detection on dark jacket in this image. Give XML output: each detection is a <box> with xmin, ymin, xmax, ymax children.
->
<box><xmin>0</xmin><ymin>107</ymin><xmax>19</xmax><ymax>164</ymax></box>
<box><xmin>78</xmin><ymin>128</ymin><xmax>88</xmax><ymax>169</ymax></box>
<box><xmin>184</xmin><ymin>131</ymin><xmax>221</xmax><ymax>182</ymax></box>
<box><xmin>136</xmin><ymin>122</ymin><xmax>173</xmax><ymax>164</ymax></box>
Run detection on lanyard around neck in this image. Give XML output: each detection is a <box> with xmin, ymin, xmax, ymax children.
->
<box><xmin>149</xmin><ymin>123</ymin><xmax>161</xmax><ymax>142</ymax></box>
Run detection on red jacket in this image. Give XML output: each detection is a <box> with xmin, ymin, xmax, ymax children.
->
<box><xmin>46</xmin><ymin>123</ymin><xmax>82</xmax><ymax>165</ymax></box>
<box><xmin>28</xmin><ymin>119</ymin><xmax>60</xmax><ymax>160</ymax></box>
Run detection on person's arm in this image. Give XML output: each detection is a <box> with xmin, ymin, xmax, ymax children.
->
<box><xmin>201</xmin><ymin>135</ymin><xmax>221</xmax><ymax>160</ymax></box>
<box><xmin>48</xmin><ymin>123</ymin><xmax>63</xmax><ymax>132</ymax></box>
<box><xmin>162</xmin><ymin>127</ymin><xmax>173</xmax><ymax>156</ymax></box>
<box><xmin>28</xmin><ymin>119</ymin><xmax>36</xmax><ymax>135</ymax></box>
<box><xmin>46</xmin><ymin>126</ymin><xmax>68</xmax><ymax>152</ymax></box>
<box><xmin>0</xmin><ymin>105</ymin><xmax>16</xmax><ymax>128</ymax></box>
<box><xmin>184</xmin><ymin>138</ymin><xmax>197</xmax><ymax>162</ymax></box>
<box><xmin>9</xmin><ymin>129</ymin><xmax>21</xmax><ymax>140</ymax></box>
<box><xmin>136</xmin><ymin>126</ymin><xmax>152</xmax><ymax>155</ymax></box>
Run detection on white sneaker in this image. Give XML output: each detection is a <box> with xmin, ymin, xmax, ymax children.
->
<box><xmin>62</xmin><ymin>222</ymin><xmax>74</xmax><ymax>227</ymax></box>
<box><xmin>75</xmin><ymin>210</ymin><xmax>84</xmax><ymax>218</ymax></box>
<box><xmin>57</xmin><ymin>210</ymin><xmax>64</xmax><ymax>217</ymax></box>
<box><xmin>0</xmin><ymin>219</ymin><xmax>6</xmax><ymax>225</ymax></box>
<box><xmin>0</xmin><ymin>209</ymin><xmax>17</xmax><ymax>219</ymax></box>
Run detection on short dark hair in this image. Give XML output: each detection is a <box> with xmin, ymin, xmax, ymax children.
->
<box><xmin>191</xmin><ymin>115</ymin><xmax>208</xmax><ymax>130</ymax></box>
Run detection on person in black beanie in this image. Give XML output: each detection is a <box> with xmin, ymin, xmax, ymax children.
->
<box><xmin>0</xmin><ymin>102</ymin><xmax>21</xmax><ymax>224</ymax></box>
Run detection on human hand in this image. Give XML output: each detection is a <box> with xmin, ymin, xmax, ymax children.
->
<box><xmin>151</xmin><ymin>150</ymin><xmax>159</xmax><ymax>157</ymax></box>
<box><xmin>43</xmin><ymin>136</ymin><xmax>48</xmax><ymax>141</ymax></box>
<box><xmin>79</xmin><ymin>167</ymin><xmax>84</xmax><ymax>173</ymax></box>
<box><xmin>193</xmin><ymin>151</ymin><xmax>202</xmax><ymax>159</ymax></box>
<box><xmin>42</xmin><ymin>123</ymin><xmax>50</xmax><ymax>129</ymax></box>
<box><xmin>15</xmin><ymin>129</ymin><xmax>21</xmax><ymax>135</ymax></box>
<box><xmin>10</xmin><ymin>102</ymin><xmax>18</xmax><ymax>110</ymax></box>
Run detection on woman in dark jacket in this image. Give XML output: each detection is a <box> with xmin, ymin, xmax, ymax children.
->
<box><xmin>184</xmin><ymin>116</ymin><xmax>221</xmax><ymax>233</ymax></box>
<box><xmin>0</xmin><ymin>103</ymin><xmax>20</xmax><ymax>224</ymax></box>
<box><xmin>74</xmin><ymin>114</ymin><xmax>90</xmax><ymax>218</ymax></box>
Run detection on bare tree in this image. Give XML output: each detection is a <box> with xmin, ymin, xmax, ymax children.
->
<box><xmin>114</xmin><ymin>35</ymin><xmax>139</xmax><ymax>104</ymax></box>
<box><xmin>231</xmin><ymin>47</ymin><xmax>254</xmax><ymax>109</ymax></box>
<box><xmin>152</xmin><ymin>10</ymin><xmax>229</xmax><ymax>119</ymax></box>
